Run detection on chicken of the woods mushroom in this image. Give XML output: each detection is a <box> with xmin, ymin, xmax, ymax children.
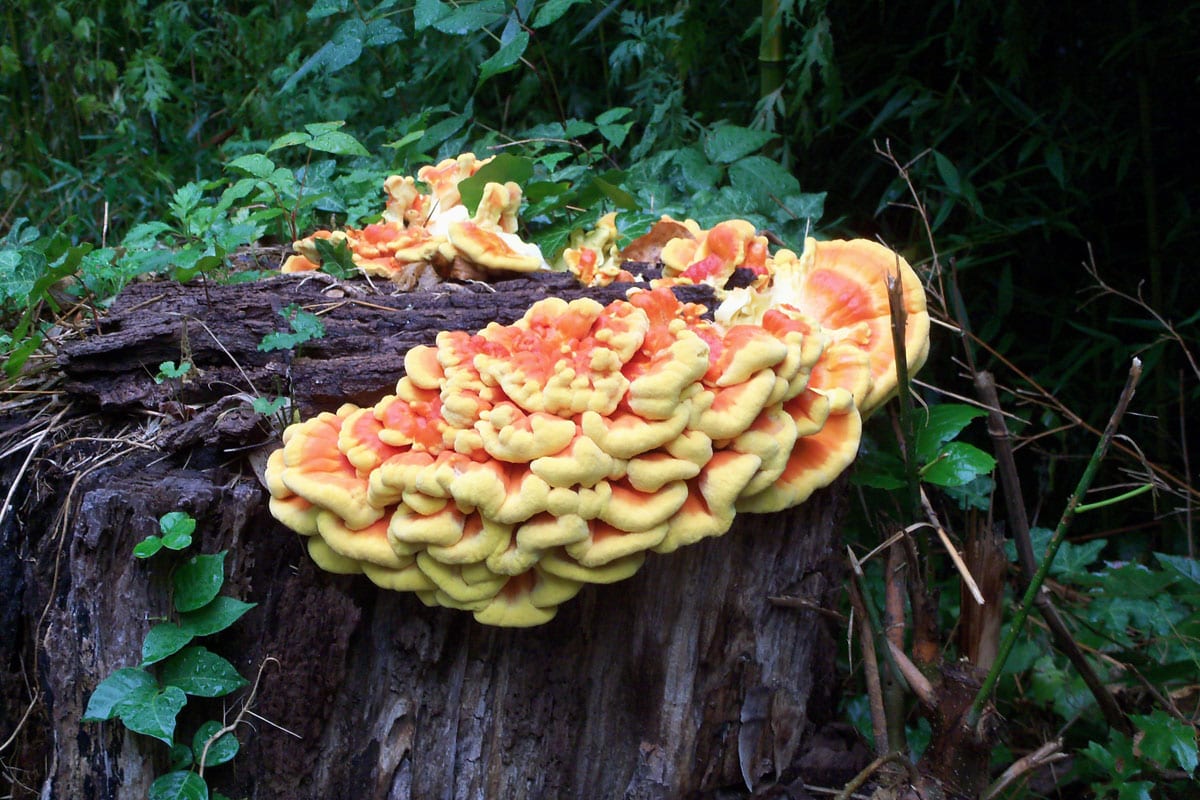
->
<box><xmin>268</xmin><ymin>161</ymin><xmax>929</xmax><ymax>627</ymax></box>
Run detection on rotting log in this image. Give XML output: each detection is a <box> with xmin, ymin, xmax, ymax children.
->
<box><xmin>1</xmin><ymin>272</ymin><xmax>865</xmax><ymax>799</ymax></box>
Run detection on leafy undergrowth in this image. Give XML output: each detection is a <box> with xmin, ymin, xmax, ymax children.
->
<box><xmin>3</xmin><ymin>1</ymin><xmax>1197</xmax><ymax>797</ymax></box>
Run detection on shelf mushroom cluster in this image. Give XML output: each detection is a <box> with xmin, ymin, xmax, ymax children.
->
<box><xmin>281</xmin><ymin>153</ymin><xmax>549</xmax><ymax>281</ymax></box>
<box><xmin>266</xmin><ymin>219</ymin><xmax>930</xmax><ymax>625</ymax></box>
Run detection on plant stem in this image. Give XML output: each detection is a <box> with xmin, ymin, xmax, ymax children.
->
<box><xmin>1074</xmin><ymin>483</ymin><xmax>1153</xmax><ymax>514</ymax></box>
<box><xmin>967</xmin><ymin>358</ymin><xmax>1143</xmax><ymax>728</ymax></box>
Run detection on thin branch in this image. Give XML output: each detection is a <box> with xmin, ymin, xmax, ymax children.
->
<box><xmin>969</xmin><ymin>358</ymin><xmax>1143</xmax><ymax>728</ymax></box>
<box><xmin>983</xmin><ymin>738</ymin><xmax>1067</xmax><ymax>800</ymax></box>
<box><xmin>975</xmin><ymin>370</ymin><xmax>1131</xmax><ymax>733</ymax></box>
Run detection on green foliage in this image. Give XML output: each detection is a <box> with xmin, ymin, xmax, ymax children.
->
<box><xmin>258</xmin><ymin>304</ymin><xmax>326</xmax><ymax>353</ymax></box>
<box><xmin>135</xmin><ymin>511</ymin><xmax>198</xmax><ymax>558</ymax></box>
<box><xmin>83</xmin><ymin>511</ymin><xmax>256</xmax><ymax>798</ymax></box>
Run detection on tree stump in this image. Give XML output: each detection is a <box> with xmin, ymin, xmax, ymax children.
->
<box><xmin>1</xmin><ymin>273</ymin><xmax>855</xmax><ymax>799</ymax></box>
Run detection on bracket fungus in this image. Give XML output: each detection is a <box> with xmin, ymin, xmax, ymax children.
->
<box><xmin>267</xmin><ymin>200</ymin><xmax>930</xmax><ymax>624</ymax></box>
<box><xmin>280</xmin><ymin>153</ymin><xmax>550</xmax><ymax>282</ymax></box>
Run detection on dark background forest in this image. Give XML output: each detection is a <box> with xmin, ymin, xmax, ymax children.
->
<box><xmin>1</xmin><ymin>1</ymin><xmax>1198</xmax><ymax>798</ymax></box>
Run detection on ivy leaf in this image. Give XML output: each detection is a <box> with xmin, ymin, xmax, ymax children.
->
<box><xmin>920</xmin><ymin>442</ymin><xmax>996</xmax><ymax>488</ymax></box>
<box><xmin>118</xmin><ymin>685</ymin><xmax>188</xmax><ymax>746</ymax></box>
<box><xmin>915</xmin><ymin>404</ymin><xmax>987</xmax><ymax>464</ymax></box>
<box><xmin>727</xmin><ymin>156</ymin><xmax>801</xmax><ymax>211</ymax></box>
<box><xmin>173</xmin><ymin>551</ymin><xmax>227</xmax><ymax>613</ymax></box>
<box><xmin>83</xmin><ymin>668</ymin><xmax>157</xmax><ymax>721</ymax></box>
<box><xmin>142</xmin><ymin>623</ymin><xmax>195</xmax><ymax>666</ymax></box>
<box><xmin>193</xmin><ymin>720</ymin><xmax>240</xmax><ymax>769</ymax></box>
<box><xmin>160</xmin><ymin>511</ymin><xmax>196</xmax><ymax>550</ymax></box>
<box><xmin>161</xmin><ymin>646</ymin><xmax>249</xmax><ymax>698</ymax></box>
<box><xmin>149</xmin><ymin>769</ymin><xmax>209</xmax><ymax>800</ymax></box>
<box><xmin>178</xmin><ymin>596</ymin><xmax>256</xmax><ymax>637</ymax></box>
<box><xmin>134</xmin><ymin>536</ymin><xmax>165</xmax><ymax>559</ymax></box>
<box><xmin>1132</xmin><ymin>710</ymin><xmax>1199</xmax><ymax>773</ymax></box>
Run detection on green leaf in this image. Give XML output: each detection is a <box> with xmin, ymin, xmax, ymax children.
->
<box><xmin>1052</xmin><ymin>538</ymin><xmax>1106</xmax><ymax>579</ymax></box>
<box><xmin>193</xmin><ymin>720</ymin><xmax>240</xmax><ymax>768</ymax></box>
<box><xmin>252</xmin><ymin>396</ymin><xmax>287</xmax><ymax>415</ymax></box>
<box><xmin>179</xmin><ymin>596</ymin><xmax>257</xmax><ymax>637</ymax></box>
<box><xmin>434</xmin><ymin>0</ymin><xmax>506</xmax><ymax>34</ymax></box>
<box><xmin>83</xmin><ymin>668</ymin><xmax>157</xmax><ymax>721</ymax></box>
<box><xmin>134</xmin><ymin>536</ymin><xmax>165</xmax><ymax>559</ymax></box>
<box><xmin>160</xmin><ymin>512</ymin><xmax>196</xmax><ymax>546</ymax></box>
<box><xmin>259</xmin><ymin>305</ymin><xmax>326</xmax><ymax>352</ymax></box>
<box><xmin>142</xmin><ymin>623</ymin><xmax>195</xmax><ymax>665</ymax></box>
<box><xmin>307</xmin><ymin>0</ymin><xmax>349</xmax><ymax>20</ymax></box>
<box><xmin>914</xmin><ymin>404</ymin><xmax>987</xmax><ymax>463</ymax></box>
<box><xmin>850</xmin><ymin>449</ymin><xmax>906</xmax><ymax>490</ymax></box>
<box><xmin>589</xmin><ymin>175</ymin><xmax>637</xmax><ymax>210</ymax></box>
<box><xmin>920</xmin><ymin>442</ymin><xmax>996</xmax><ymax>487</ymax></box>
<box><xmin>478</xmin><ymin>29</ymin><xmax>529</xmax><ymax>84</ymax></box>
<box><xmin>414</xmin><ymin>0</ymin><xmax>449</xmax><ymax>31</ymax></box>
<box><xmin>267</xmin><ymin>131</ymin><xmax>312</xmax><ymax>153</ymax></box>
<box><xmin>173</xmin><ymin>551</ymin><xmax>227</xmax><ymax>613</ymax></box>
<box><xmin>1132</xmin><ymin>710</ymin><xmax>1198</xmax><ymax>773</ymax></box>
<box><xmin>149</xmin><ymin>769</ymin><xmax>209</xmax><ymax>800</ymax></box>
<box><xmin>703</xmin><ymin>125</ymin><xmax>777</xmax><ymax>164</ymax></box>
<box><xmin>532</xmin><ymin>0</ymin><xmax>589</xmax><ymax>27</ymax></box>
<box><xmin>458</xmin><ymin>153</ymin><xmax>535</xmax><ymax>214</ymax></box>
<box><xmin>225</xmin><ymin>154</ymin><xmax>276</xmax><ymax>180</ymax></box>
<box><xmin>306</xmin><ymin>129</ymin><xmax>368</xmax><ymax>157</ymax></box>
<box><xmin>673</xmin><ymin>146</ymin><xmax>723</xmax><ymax>191</ymax></box>
<box><xmin>169</xmin><ymin>742</ymin><xmax>194</xmax><ymax>771</ymax></box>
<box><xmin>278</xmin><ymin>19</ymin><xmax>365</xmax><ymax>93</ymax></box>
<box><xmin>932</xmin><ymin>150</ymin><xmax>962</xmax><ymax>196</ymax></box>
<box><xmin>727</xmin><ymin>156</ymin><xmax>801</xmax><ymax>210</ymax></box>
<box><xmin>118</xmin><ymin>685</ymin><xmax>188</xmax><ymax>746</ymax></box>
<box><xmin>311</xmin><ymin>237</ymin><xmax>358</xmax><ymax>278</ymax></box>
<box><xmin>1155</xmin><ymin>553</ymin><xmax>1200</xmax><ymax>586</ymax></box>
<box><xmin>161</xmin><ymin>646</ymin><xmax>249</xmax><ymax>698</ymax></box>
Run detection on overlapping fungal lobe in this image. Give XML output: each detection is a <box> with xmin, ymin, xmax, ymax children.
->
<box><xmin>266</xmin><ymin>283</ymin><xmax>877</xmax><ymax>626</ymax></box>
<box><xmin>282</xmin><ymin>153</ymin><xmax>549</xmax><ymax>282</ymax></box>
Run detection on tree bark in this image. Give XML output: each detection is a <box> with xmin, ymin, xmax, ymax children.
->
<box><xmin>1</xmin><ymin>273</ymin><xmax>856</xmax><ymax>799</ymax></box>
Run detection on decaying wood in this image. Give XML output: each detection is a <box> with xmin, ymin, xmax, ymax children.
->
<box><xmin>1</xmin><ymin>272</ymin><xmax>859</xmax><ymax>799</ymax></box>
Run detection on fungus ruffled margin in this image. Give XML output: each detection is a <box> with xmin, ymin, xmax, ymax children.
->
<box><xmin>268</xmin><ymin>157</ymin><xmax>929</xmax><ymax>626</ymax></box>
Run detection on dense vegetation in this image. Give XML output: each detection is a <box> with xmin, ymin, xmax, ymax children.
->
<box><xmin>2</xmin><ymin>1</ymin><xmax>1197</xmax><ymax>797</ymax></box>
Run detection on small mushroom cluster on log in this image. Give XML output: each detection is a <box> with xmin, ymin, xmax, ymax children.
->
<box><xmin>264</xmin><ymin>156</ymin><xmax>930</xmax><ymax>626</ymax></box>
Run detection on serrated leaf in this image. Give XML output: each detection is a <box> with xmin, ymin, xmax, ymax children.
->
<box><xmin>307</xmin><ymin>0</ymin><xmax>349</xmax><ymax>19</ymax></box>
<box><xmin>142</xmin><ymin>623</ymin><xmax>195</xmax><ymax>665</ymax></box>
<box><xmin>149</xmin><ymin>769</ymin><xmax>208</xmax><ymax>800</ymax></box>
<box><xmin>178</xmin><ymin>595</ymin><xmax>256</xmax><ymax>638</ymax></box>
<box><xmin>161</xmin><ymin>646</ymin><xmax>249</xmax><ymax>698</ymax></box>
<box><xmin>118</xmin><ymin>685</ymin><xmax>187</xmax><ymax>745</ymax></box>
<box><xmin>478</xmin><ymin>29</ymin><xmax>529</xmax><ymax>84</ymax></box>
<box><xmin>193</xmin><ymin>721</ymin><xmax>240</xmax><ymax>768</ymax></box>
<box><xmin>252</xmin><ymin>396</ymin><xmax>287</xmax><ymax>415</ymax></box>
<box><xmin>434</xmin><ymin>0</ymin><xmax>505</xmax><ymax>34</ymax></box>
<box><xmin>225</xmin><ymin>154</ymin><xmax>276</xmax><ymax>180</ymax></box>
<box><xmin>920</xmin><ymin>442</ymin><xmax>996</xmax><ymax>487</ymax></box>
<box><xmin>267</xmin><ymin>131</ymin><xmax>311</xmax><ymax>152</ymax></box>
<box><xmin>307</xmin><ymin>130</ymin><xmax>368</xmax><ymax>157</ymax></box>
<box><xmin>83</xmin><ymin>668</ymin><xmax>158</xmax><ymax>721</ymax></box>
<box><xmin>1155</xmin><ymin>552</ymin><xmax>1200</xmax><ymax>586</ymax></box>
<box><xmin>173</xmin><ymin>552</ymin><xmax>227</xmax><ymax>613</ymax></box>
<box><xmin>414</xmin><ymin>0</ymin><xmax>448</xmax><ymax>30</ymax></box>
<box><xmin>915</xmin><ymin>404</ymin><xmax>988</xmax><ymax>463</ymax></box>
<box><xmin>727</xmin><ymin>156</ymin><xmax>801</xmax><ymax>210</ymax></box>
<box><xmin>703</xmin><ymin>125</ymin><xmax>777</xmax><ymax>164</ymax></box>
